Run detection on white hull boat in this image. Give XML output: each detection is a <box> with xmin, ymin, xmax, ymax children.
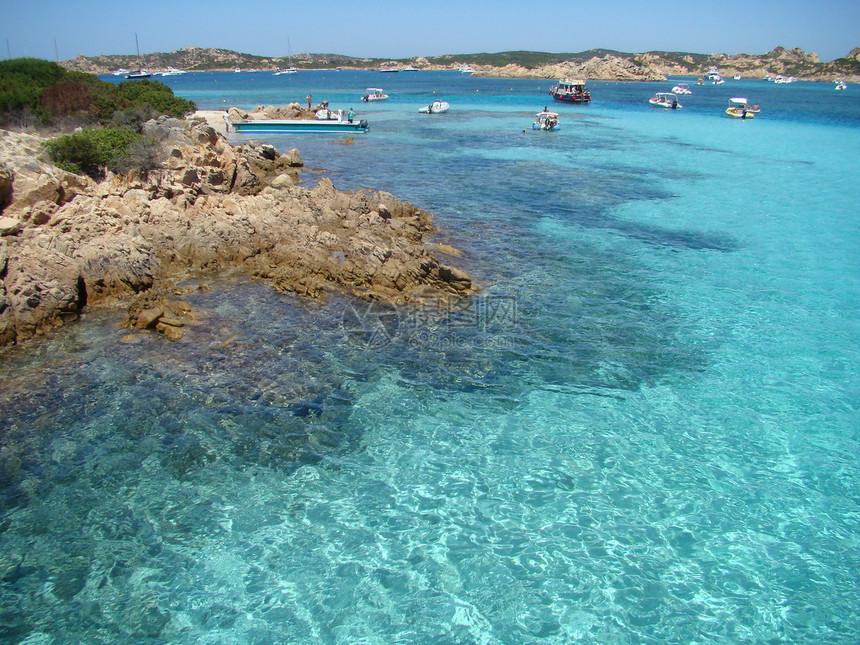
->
<box><xmin>361</xmin><ymin>88</ymin><xmax>388</xmax><ymax>102</ymax></box>
<box><xmin>532</xmin><ymin>111</ymin><xmax>560</xmax><ymax>130</ymax></box>
<box><xmin>649</xmin><ymin>93</ymin><xmax>682</xmax><ymax>109</ymax></box>
<box><xmin>419</xmin><ymin>101</ymin><xmax>449</xmax><ymax>114</ymax></box>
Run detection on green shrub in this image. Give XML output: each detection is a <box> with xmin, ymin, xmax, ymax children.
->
<box><xmin>46</xmin><ymin>128</ymin><xmax>142</xmax><ymax>178</ymax></box>
<box><xmin>0</xmin><ymin>58</ymin><xmax>66</xmax><ymax>87</ymax></box>
<box><xmin>0</xmin><ymin>58</ymin><xmax>196</xmax><ymax>127</ymax></box>
<box><xmin>112</xmin><ymin>135</ymin><xmax>163</xmax><ymax>179</ymax></box>
<box><xmin>115</xmin><ymin>80</ymin><xmax>196</xmax><ymax>119</ymax></box>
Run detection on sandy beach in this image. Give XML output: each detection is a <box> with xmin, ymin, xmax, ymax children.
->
<box><xmin>191</xmin><ymin>110</ymin><xmax>229</xmax><ymax>135</ymax></box>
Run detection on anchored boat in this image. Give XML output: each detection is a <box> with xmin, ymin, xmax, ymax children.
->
<box><xmin>549</xmin><ymin>79</ymin><xmax>591</xmax><ymax>104</ymax></box>
<box><xmin>649</xmin><ymin>92</ymin><xmax>682</xmax><ymax>109</ymax></box>
<box><xmin>532</xmin><ymin>111</ymin><xmax>560</xmax><ymax>131</ymax></box>
<box><xmin>725</xmin><ymin>97</ymin><xmax>760</xmax><ymax>119</ymax></box>
<box><xmin>419</xmin><ymin>100</ymin><xmax>449</xmax><ymax>114</ymax></box>
<box><xmin>226</xmin><ymin>112</ymin><xmax>368</xmax><ymax>133</ymax></box>
<box><xmin>361</xmin><ymin>88</ymin><xmax>389</xmax><ymax>102</ymax></box>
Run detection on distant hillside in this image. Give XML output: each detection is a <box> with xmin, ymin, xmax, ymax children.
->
<box><xmin>60</xmin><ymin>46</ymin><xmax>860</xmax><ymax>82</ymax></box>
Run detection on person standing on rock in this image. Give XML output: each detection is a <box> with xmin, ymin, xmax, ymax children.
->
<box><xmin>307</xmin><ymin>94</ymin><xmax>312</xmax><ymax>110</ymax></box>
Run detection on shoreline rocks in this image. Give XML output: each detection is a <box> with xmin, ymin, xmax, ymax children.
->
<box><xmin>0</xmin><ymin>117</ymin><xmax>475</xmax><ymax>349</ymax></box>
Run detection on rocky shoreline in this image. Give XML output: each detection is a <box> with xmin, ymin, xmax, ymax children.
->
<box><xmin>0</xmin><ymin>117</ymin><xmax>475</xmax><ymax>349</ymax></box>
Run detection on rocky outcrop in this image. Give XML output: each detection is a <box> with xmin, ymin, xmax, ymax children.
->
<box><xmin>0</xmin><ymin>117</ymin><xmax>474</xmax><ymax>348</ymax></box>
<box><xmin>472</xmin><ymin>55</ymin><xmax>666</xmax><ymax>81</ymax></box>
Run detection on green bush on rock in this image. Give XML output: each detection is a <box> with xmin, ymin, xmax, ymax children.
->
<box><xmin>46</xmin><ymin>128</ymin><xmax>143</xmax><ymax>178</ymax></box>
<box><xmin>0</xmin><ymin>58</ymin><xmax>196</xmax><ymax>128</ymax></box>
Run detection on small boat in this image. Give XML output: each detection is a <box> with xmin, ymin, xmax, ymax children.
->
<box><xmin>532</xmin><ymin>111</ymin><xmax>560</xmax><ymax>131</ymax></box>
<box><xmin>160</xmin><ymin>66</ymin><xmax>187</xmax><ymax>76</ymax></box>
<box><xmin>548</xmin><ymin>79</ymin><xmax>591</xmax><ymax>104</ymax></box>
<box><xmin>401</xmin><ymin>66</ymin><xmax>420</xmax><ymax>72</ymax></box>
<box><xmin>773</xmin><ymin>75</ymin><xmax>796</xmax><ymax>84</ymax></box>
<box><xmin>275</xmin><ymin>38</ymin><xmax>298</xmax><ymax>75</ymax></box>
<box><xmin>835</xmin><ymin>79</ymin><xmax>847</xmax><ymax>90</ymax></box>
<box><xmin>126</xmin><ymin>35</ymin><xmax>150</xmax><ymax>80</ymax></box>
<box><xmin>361</xmin><ymin>88</ymin><xmax>388</xmax><ymax>102</ymax></box>
<box><xmin>671</xmin><ymin>83</ymin><xmax>692</xmax><ymax>95</ymax></box>
<box><xmin>112</xmin><ymin>68</ymin><xmax>129</xmax><ymax>76</ymax></box>
<box><xmin>419</xmin><ymin>100</ymin><xmax>449</xmax><ymax>114</ymax></box>
<box><xmin>695</xmin><ymin>77</ymin><xmax>705</xmax><ymax>85</ymax></box>
<box><xmin>649</xmin><ymin>92</ymin><xmax>682</xmax><ymax>109</ymax></box>
<box><xmin>725</xmin><ymin>97</ymin><xmax>759</xmax><ymax>119</ymax></box>
<box><xmin>226</xmin><ymin>113</ymin><xmax>368</xmax><ymax>133</ymax></box>
<box><xmin>379</xmin><ymin>68</ymin><xmax>399</xmax><ymax>73</ymax></box>
<box><xmin>458</xmin><ymin>65</ymin><xmax>476</xmax><ymax>73</ymax></box>
<box><xmin>733</xmin><ymin>73</ymin><xmax>742</xmax><ymax>80</ymax></box>
<box><xmin>234</xmin><ymin>68</ymin><xmax>242</xmax><ymax>73</ymax></box>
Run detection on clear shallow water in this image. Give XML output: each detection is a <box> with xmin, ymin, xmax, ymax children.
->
<box><xmin>1</xmin><ymin>73</ymin><xmax>859</xmax><ymax>643</ymax></box>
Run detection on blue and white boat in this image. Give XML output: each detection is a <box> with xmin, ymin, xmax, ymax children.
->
<box><xmin>226</xmin><ymin>112</ymin><xmax>368</xmax><ymax>134</ymax></box>
<box><xmin>532</xmin><ymin>111</ymin><xmax>560</xmax><ymax>130</ymax></box>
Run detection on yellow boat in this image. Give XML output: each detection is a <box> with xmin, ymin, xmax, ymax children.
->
<box><xmin>725</xmin><ymin>97</ymin><xmax>760</xmax><ymax>119</ymax></box>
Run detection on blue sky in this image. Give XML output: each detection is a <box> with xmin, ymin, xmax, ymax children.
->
<box><xmin>3</xmin><ymin>0</ymin><xmax>858</xmax><ymax>62</ymax></box>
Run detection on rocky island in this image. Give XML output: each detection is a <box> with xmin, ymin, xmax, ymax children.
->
<box><xmin>0</xmin><ymin>115</ymin><xmax>474</xmax><ymax>349</ymax></box>
<box><xmin>60</xmin><ymin>46</ymin><xmax>860</xmax><ymax>83</ymax></box>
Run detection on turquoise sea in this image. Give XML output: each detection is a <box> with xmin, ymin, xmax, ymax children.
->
<box><xmin>1</xmin><ymin>71</ymin><xmax>859</xmax><ymax>643</ymax></box>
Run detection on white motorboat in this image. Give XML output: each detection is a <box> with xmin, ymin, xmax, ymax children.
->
<box><xmin>671</xmin><ymin>83</ymin><xmax>692</xmax><ymax>95</ymax></box>
<box><xmin>705</xmin><ymin>66</ymin><xmax>723</xmax><ymax>83</ymax></box>
<box><xmin>835</xmin><ymin>79</ymin><xmax>847</xmax><ymax>90</ymax></box>
<box><xmin>532</xmin><ymin>111</ymin><xmax>560</xmax><ymax>131</ymax></box>
<box><xmin>458</xmin><ymin>65</ymin><xmax>476</xmax><ymax>73</ymax></box>
<box><xmin>733</xmin><ymin>74</ymin><xmax>742</xmax><ymax>80</ymax></box>
<box><xmin>773</xmin><ymin>75</ymin><xmax>796</xmax><ymax>84</ymax></box>
<box><xmin>361</xmin><ymin>88</ymin><xmax>389</xmax><ymax>102</ymax></box>
<box><xmin>160</xmin><ymin>66</ymin><xmax>187</xmax><ymax>76</ymax></box>
<box><xmin>112</xmin><ymin>68</ymin><xmax>129</xmax><ymax>76</ymax></box>
<box><xmin>649</xmin><ymin>92</ymin><xmax>682</xmax><ymax>109</ymax></box>
<box><xmin>419</xmin><ymin>100</ymin><xmax>449</xmax><ymax>114</ymax></box>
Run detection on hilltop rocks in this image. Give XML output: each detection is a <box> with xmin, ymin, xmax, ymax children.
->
<box><xmin>476</xmin><ymin>55</ymin><xmax>666</xmax><ymax>81</ymax></box>
<box><xmin>0</xmin><ymin>116</ymin><xmax>474</xmax><ymax>348</ymax></box>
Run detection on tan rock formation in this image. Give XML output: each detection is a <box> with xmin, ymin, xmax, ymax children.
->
<box><xmin>0</xmin><ymin>117</ymin><xmax>474</xmax><ymax>348</ymax></box>
<box><xmin>471</xmin><ymin>56</ymin><xmax>666</xmax><ymax>81</ymax></box>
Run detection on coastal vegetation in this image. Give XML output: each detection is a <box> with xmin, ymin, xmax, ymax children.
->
<box><xmin>0</xmin><ymin>58</ymin><xmax>196</xmax><ymax>128</ymax></box>
<box><xmin>45</xmin><ymin>128</ymin><xmax>153</xmax><ymax>179</ymax></box>
<box><xmin>0</xmin><ymin>58</ymin><xmax>195</xmax><ymax>178</ymax></box>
